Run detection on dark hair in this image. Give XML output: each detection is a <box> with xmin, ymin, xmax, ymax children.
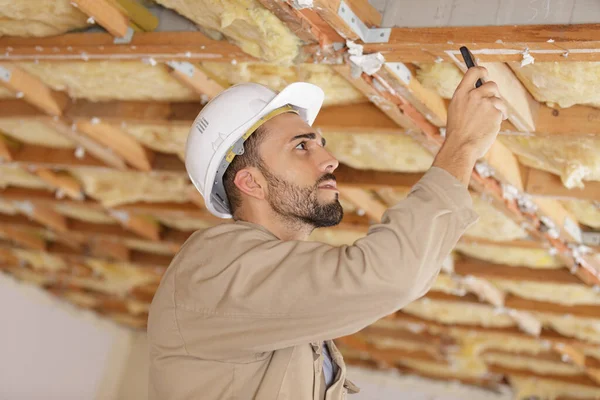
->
<box><xmin>222</xmin><ymin>125</ymin><xmax>269</xmax><ymax>218</ymax></box>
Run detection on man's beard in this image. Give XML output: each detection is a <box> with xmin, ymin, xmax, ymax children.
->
<box><xmin>258</xmin><ymin>161</ymin><xmax>343</xmax><ymax>228</ymax></box>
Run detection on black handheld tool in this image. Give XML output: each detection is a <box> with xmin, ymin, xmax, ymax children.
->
<box><xmin>459</xmin><ymin>46</ymin><xmax>483</xmax><ymax>88</ymax></box>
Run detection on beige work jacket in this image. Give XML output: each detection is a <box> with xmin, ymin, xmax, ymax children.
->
<box><xmin>147</xmin><ymin>167</ymin><xmax>478</xmax><ymax>400</ymax></box>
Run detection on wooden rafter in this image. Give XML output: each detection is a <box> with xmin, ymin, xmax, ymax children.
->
<box><xmin>75</xmin><ymin>120</ymin><xmax>153</xmax><ymax>171</ymax></box>
<box><xmin>166</xmin><ymin>62</ymin><xmax>225</xmax><ymax>100</ymax></box>
<box><xmin>0</xmin><ymin>226</ymin><xmax>46</xmax><ymax>251</ymax></box>
<box><xmin>523</xmin><ymin>167</ymin><xmax>600</xmax><ymax>202</ymax></box>
<box><xmin>0</xmin><ymin>32</ymin><xmax>259</xmax><ymax>63</ymax></box>
<box><xmin>0</xmin><ymin>64</ymin><xmax>69</xmax><ymax>116</ymax></box>
<box><xmin>71</xmin><ymin>0</ymin><xmax>130</xmax><ymax>38</ymax></box>
<box><xmin>359</xmin><ymin>23</ymin><xmax>600</xmax><ymax>63</ymax></box>
<box><xmin>24</xmin><ymin>167</ymin><xmax>84</xmax><ymax>201</ymax></box>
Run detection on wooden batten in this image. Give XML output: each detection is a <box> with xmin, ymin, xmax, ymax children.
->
<box><xmin>71</xmin><ymin>0</ymin><xmax>131</xmax><ymax>38</ymax></box>
<box><xmin>0</xmin><ymin>64</ymin><xmax>69</xmax><ymax>116</ymax></box>
<box><xmin>75</xmin><ymin>120</ymin><xmax>153</xmax><ymax>171</ymax></box>
<box><xmin>167</xmin><ymin>62</ymin><xmax>225</xmax><ymax>99</ymax></box>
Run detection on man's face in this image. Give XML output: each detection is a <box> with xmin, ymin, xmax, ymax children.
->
<box><xmin>257</xmin><ymin>112</ymin><xmax>343</xmax><ymax>228</ymax></box>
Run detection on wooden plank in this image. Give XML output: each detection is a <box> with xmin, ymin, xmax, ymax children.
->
<box><xmin>332</xmin><ymin>64</ymin><xmax>421</xmax><ymax>131</ymax></box>
<box><xmin>0</xmin><ymin>134</ymin><xmax>12</xmax><ymax>161</ymax></box>
<box><xmin>27</xmin><ymin>167</ymin><xmax>84</xmax><ymax>200</ymax></box>
<box><xmin>167</xmin><ymin>62</ymin><xmax>225</xmax><ymax>99</ymax></box>
<box><xmin>310</xmin><ymin>0</ymin><xmax>382</xmax><ymax>40</ymax></box>
<box><xmin>0</xmin><ymin>226</ymin><xmax>46</xmax><ymax>251</ymax></box>
<box><xmin>110</xmin><ymin>0</ymin><xmax>159</xmax><ymax>32</ymax></box>
<box><xmin>361</xmin><ymin>24</ymin><xmax>600</xmax><ymax>63</ymax></box>
<box><xmin>76</xmin><ymin>120</ymin><xmax>153</xmax><ymax>171</ymax></box>
<box><xmin>47</xmin><ymin>119</ymin><xmax>128</xmax><ymax>170</ymax></box>
<box><xmin>335</xmin><ymin>164</ymin><xmax>422</xmax><ymax>191</ymax></box>
<box><xmin>72</xmin><ymin>0</ymin><xmax>130</xmax><ymax>38</ymax></box>
<box><xmin>0</xmin><ymin>32</ymin><xmax>258</xmax><ymax>63</ymax></box>
<box><xmin>11</xmin><ymin>201</ymin><xmax>68</xmax><ymax>233</ymax></box>
<box><xmin>378</xmin><ymin>63</ymin><xmax>448</xmax><ymax>127</ymax></box>
<box><xmin>255</xmin><ymin>0</ymin><xmax>325</xmax><ymax>44</ymax></box>
<box><xmin>0</xmin><ymin>64</ymin><xmax>69</xmax><ymax>116</ymax></box>
<box><xmin>453</xmin><ymin>258</ymin><xmax>583</xmax><ymax>285</ymax></box>
<box><xmin>108</xmin><ymin>210</ymin><xmax>161</xmax><ymax>241</ymax></box>
<box><xmin>89</xmin><ymin>238</ymin><xmax>131</xmax><ymax>261</ymax></box>
<box><xmin>524</xmin><ymin>167</ymin><xmax>600</xmax><ymax>202</ymax></box>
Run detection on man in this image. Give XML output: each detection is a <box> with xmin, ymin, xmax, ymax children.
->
<box><xmin>148</xmin><ymin>66</ymin><xmax>507</xmax><ymax>400</ymax></box>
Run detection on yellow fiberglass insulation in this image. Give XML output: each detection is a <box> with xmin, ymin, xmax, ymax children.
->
<box><xmin>0</xmin><ymin>86</ymin><xmax>16</xmax><ymax>99</ymax></box>
<box><xmin>377</xmin><ymin>187</ymin><xmax>526</xmax><ymax>241</ymax></box>
<box><xmin>0</xmin><ymin>0</ymin><xmax>88</xmax><ymax>37</ymax></box>
<box><xmin>17</xmin><ymin>62</ymin><xmax>198</xmax><ymax>102</ymax></box>
<box><xmin>499</xmin><ymin>136</ymin><xmax>600</xmax><ymax>189</ymax></box>
<box><xmin>489</xmin><ymin>279</ymin><xmax>600</xmax><ymax>306</ymax></box>
<box><xmin>53</xmin><ymin>204</ymin><xmax>116</xmax><ymax>225</ymax></box>
<box><xmin>81</xmin><ymin>259</ymin><xmax>159</xmax><ymax>296</ymax></box>
<box><xmin>0</xmin><ymin>199</ymin><xmax>17</xmax><ymax>215</ymax></box>
<box><xmin>415</xmin><ymin>63</ymin><xmax>462</xmax><ymax>99</ymax></box>
<box><xmin>119</xmin><ymin>123</ymin><xmax>189</xmax><ymax>160</ymax></box>
<box><xmin>12</xmin><ymin>249</ymin><xmax>66</xmax><ymax>272</ymax></box>
<box><xmin>69</xmin><ymin>168</ymin><xmax>192</xmax><ymax>207</ymax></box>
<box><xmin>0</xmin><ymin>119</ymin><xmax>76</xmax><ymax>148</ymax></box>
<box><xmin>154</xmin><ymin>0</ymin><xmax>300</xmax><ymax>63</ymax></box>
<box><xmin>201</xmin><ymin>63</ymin><xmax>366</xmax><ymax>106</ymax></box>
<box><xmin>402</xmin><ymin>299</ymin><xmax>516</xmax><ymax>328</ymax></box>
<box><xmin>322</xmin><ymin>132</ymin><xmax>433</xmax><ymax>173</ymax></box>
<box><xmin>510</xmin><ymin>61</ymin><xmax>600</xmax><ymax>109</ymax></box>
<box><xmin>482</xmin><ymin>352</ymin><xmax>581</xmax><ymax>376</ymax></box>
<box><xmin>0</xmin><ymin>165</ymin><xmax>52</xmax><ymax>190</ymax></box>
<box><xmin>510</xmin><ymin>376</ymin><xmax>600</xmax><ymax>400</ymax></box>
<box><xmin>562</xmin><ymin>199</ymin><xmax>600</xmax><ymax>229</ymax></box>
<box><xmin>454</xmin><ymin>243</ymin><xmax>564</xmax><ymax>269</ymax></box>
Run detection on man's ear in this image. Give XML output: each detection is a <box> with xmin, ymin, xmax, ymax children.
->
<box><xmin>234</xmin><ymin>167</ymin><xmax>266</xmax><ymax>200</ymax></box>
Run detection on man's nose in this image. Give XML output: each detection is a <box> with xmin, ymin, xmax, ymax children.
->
<box><xmin>317</xmin><ymin>148</ymin><xmax>339</xmax><ymax>173</ymax></box>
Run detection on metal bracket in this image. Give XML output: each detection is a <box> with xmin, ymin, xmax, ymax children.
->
<box><xmin>337</xmin><ymin>0</ymin><xmax>390</xmax><ymax>43</ymax></box>
<box><xmin>0</xmin><ymin>66</ymin><xmax>11</xmax><ymax>82</ymax></box>
<box><xmin>582</xmin><ymin>232</ymin><xmax>600</xmax><ymax>246</ymax></box>
<box><xmin>385</xmin><ymin>62</ymin><xmax>412</xmax><ymax>84</ymax></box>
<box><xmin>113</xmin><ymin>27</ymin><xmax>134</xmax><ymax>44</ymax></box>
<box><xmin>166</xmin><ymin>61</ymin><xmax>195</xmax><ymax>78</ymax></box>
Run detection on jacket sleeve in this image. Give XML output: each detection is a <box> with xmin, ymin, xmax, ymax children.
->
<box><xmin>174</xmin><ymin>166</ymin><xmax>479</xmax><ymax>356</ymax></box>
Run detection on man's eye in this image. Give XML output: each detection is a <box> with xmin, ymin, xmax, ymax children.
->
<box><xmin>295</xmin><ymin>142</ymin><xmax>307</xmax><ymax>150</ymax></box>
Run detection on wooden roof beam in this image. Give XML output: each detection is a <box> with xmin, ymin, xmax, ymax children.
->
<box><xmin>523</xmin><ymin>167</ymin><xmax>600</xmax><ymax>202</ymax></box>
<box><xmin>0</xmin><ymin>64</ymin><xmax>69</xmax><ymax>116</ymax></box>
<box><xmin>360</xmin><ymin>23</ymin><xmax>600</xmax><ymax>63</ymax></box>
<box><xmin>166</xmin><ymin>62</ymin><xmax>225</xmax><ymax>100</ymax></box>
<box><xmin>0</xmin><ymin>226</ymin><xmax>46</xmax><ymax>251</ymax></box>
<box><xmin>23</xmin><ymin>166</ymin><xmax>84</xmax><ymax>201</ymax></box>
<box><xmin>75</xmin><ymin>120</ymin><xmax>153</xmax><ymax>171</ymax></box>
<box><xmin>71</xmin><ymin>0</ymin><xmax>130</xmax><ymax>38</ymax></box>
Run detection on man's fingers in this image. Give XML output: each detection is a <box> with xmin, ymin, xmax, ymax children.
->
<box><xmin>474</xmin><ymin>81</ymin><xmax>500</xmax><ymax>98</ymax></box>
<box><xmin>456</xmin><ymin>66</ymin><xmax>489</xmax><ymax>92</ymax></box>
<box><xmin>488</xmin><ymin>97</ymin><xmax>509</xmax><ymax>120</ymax></box>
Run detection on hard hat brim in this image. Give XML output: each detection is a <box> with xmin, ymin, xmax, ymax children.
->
<box><xmin>205</xmin><ymin>82</ymin><xmax>325</xmax><ymax>219</ymax></box>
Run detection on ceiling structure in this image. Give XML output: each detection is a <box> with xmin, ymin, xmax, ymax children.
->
<box><xmin>0</xmin><ymin>0</ymin><xmax>599</xmax><ymax>398</ymax></box>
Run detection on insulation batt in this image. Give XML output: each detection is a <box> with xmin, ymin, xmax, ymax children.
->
<box><xmin>0</xmin><ymin>0</ymin><xmax>88</xmax><ymax>37</ymax></box>
<box><xmin>454</xmin><ymin>243</ymin><xmax>564</xmax><ymax>269</ymax></box>
<box><xmin>68</xmin><ymin>168</ymin><xmax>192</xmax><ymax>207</ymax></box>
<box><xmin>153</xmin><ymin>0</ymin><xmax>301</xmax><ymax>63</ymax></box>
<box><xmin>201</xmin><ymin>63</ymin><xmax>366</xmax><ymax>107</ymax></box>
<box><xmin>53</xmin><ymin>204</ymin><xmax>116</xmax><ymax>225</ymax></box>
<box><xmin>510</xmin><ymin>376</ymin><xmax>600</xmax><ymax>400</ymax></box>
<box><xmin>322</xmin><ymin>131</ymin><xmax>433</xmax><ymax>172</ymax></box>
<box><xmin>120</xmin><ymin>123</ymin><xmax>189</xmax><ymax>161</ymax></box>
<box><xmin>499</xmin><ymin>136</ymin><xmax>600</xmax><ymax>189</ymax></box>
<box><xmin>0</xmin><ymin>165</ymin><xmax>53</xmax><ymax>191</ymax></box>
<box><xmin>0</xmin><ymin>119</ymin><xmax>76</xmax><ymax>148</ymax></box>
<box><xmin>510</xmin><ymin>61</ymin><xmax>600</xmax><ymax>108</ymax></box>
<box><xmin>17</xmin><ymin>62</ymin><xmax>198</xmax><ymax>102</ymax></box>
<box><xmin>562</xmin><ymin>199</ymin><xmax>600</xmax><ymax>229</ymax></box>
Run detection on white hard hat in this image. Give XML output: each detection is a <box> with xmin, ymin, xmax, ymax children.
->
<box><xmin>185</xmin><ymin>82</ymin><xmax>325</xmax><ymax>219</ymax></box>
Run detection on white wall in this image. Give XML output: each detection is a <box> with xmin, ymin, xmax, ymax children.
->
<box><xmin>0</xmin><ymin>273</ymin><xmax>133</xmax><ymax>400</ymax></box>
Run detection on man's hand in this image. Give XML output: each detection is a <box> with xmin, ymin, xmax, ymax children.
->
<box><xmin>432</xmin><ymin>66</ymin><xmax>508</xmax><ymax>186</ymax></box>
